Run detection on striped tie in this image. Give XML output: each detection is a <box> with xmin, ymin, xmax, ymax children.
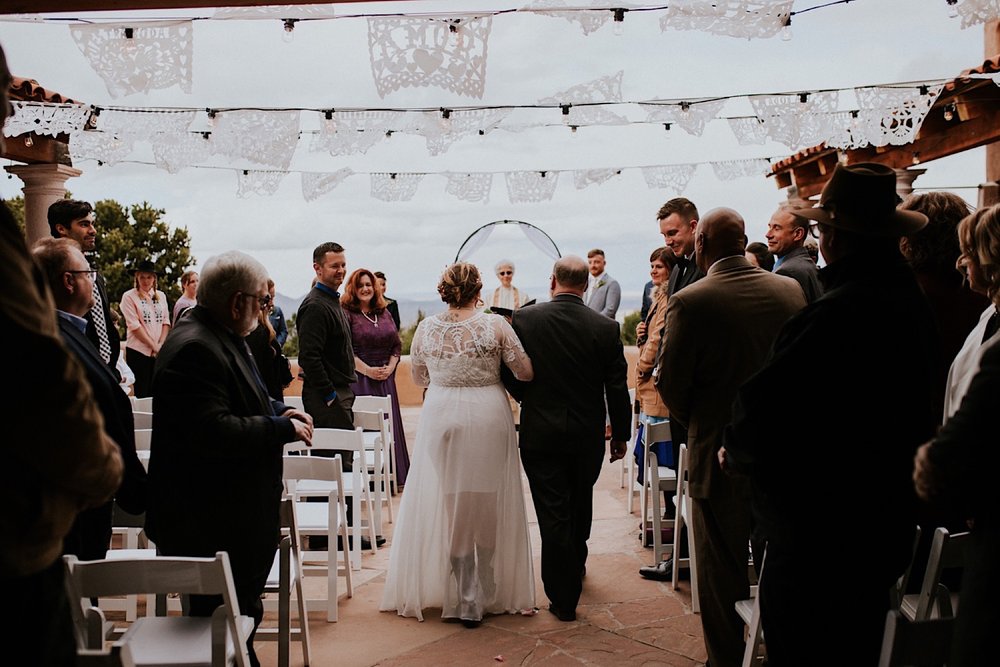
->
<box><xmin>91</xmin><ymin>279</ymin><xmax>113</xmax><ymax>364</ymax></box>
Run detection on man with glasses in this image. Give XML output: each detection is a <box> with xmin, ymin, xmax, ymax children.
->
<box><xmin>31</xmin><ymin>237</ymin><xmax>147</xmax><ymax>562</ymax></box>
<box><xmin>146</xmin><ymin>250</ymin><xmax>313</xmax><ymax>667</ymax></box>
<box><xmin>48</xmin><ymin>199</ymin><xmax>122</xmax><ymax>378</ymax></box>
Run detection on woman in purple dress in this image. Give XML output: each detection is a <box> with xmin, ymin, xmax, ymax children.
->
<box><xmin>342</xmin><ymin>268</ymin><xmax>411</xmax><ymax>487</ymax></box>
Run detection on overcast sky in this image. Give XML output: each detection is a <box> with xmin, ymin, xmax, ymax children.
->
<box><xmin>0</xmin><ymin>1</ymin><xmax>987</xmax><ymax>309</ymax></box>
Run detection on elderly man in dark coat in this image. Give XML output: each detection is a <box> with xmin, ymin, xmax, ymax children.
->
<box><xmin>146</xmin><ymin>250</ymin><xmax>313</xmax><ymax>667</ymax></box>
<box><xmin>724</xmin><ymin>163</ymin><xmax>940</xmax><ymax>667</ymax></box>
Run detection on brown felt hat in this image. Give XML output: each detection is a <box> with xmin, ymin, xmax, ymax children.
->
<box><xmin>793</xmin><ymin>162</ymin><xmax>928</xmax><ymax>237</ymax></box>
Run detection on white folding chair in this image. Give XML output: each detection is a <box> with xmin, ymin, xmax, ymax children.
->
<box><xmin>282</xmin><ymin>454</ymin><xmax>353</xmax><ymax>622</ymax></box>
<box><xmin>130</xmin><ymin>396</ymin><xmax>153</xmax><ymax>412</ymax></box>
<box><xmin>640</xmin><ymin>416</ymin><xmax>677</xmax><ymax>565</ymax></box>
<box><xmin>622</xmin><ymin>388</ymin><xmax>638</xmax><ymax>491</ymax></box>
<box><xmin>900</xmin><ymin>527</ymin><xmax>970</xmax><ymax>621</ymax></box>
<box><xmin>286</xmin><ymin>428</ymin><xmax>377</xmax><ymax>569</ymax></box>
<box><xmin>134</xmin><ymin>428</ymin><xmax>152</xmax><ymax>471</ymax></box>
<box><xmin>736</xmin><ymin>547</ymin><xmax>765</xmax><ymax>667</ymax></box>
<box><xmin>64</xmin><ymin>551</ymin><xmax>254</xmax><ymax>667</ymax></box>
<box><xmin>282</xmin><ymin>396</ymin><xmax>304</xmax><ymax>412</ymax></box>
<box><xmin>257</xmin><ymin>499</ymin><xmax>311</xmax><ymax>667</ymax></box>
<box><xmin>352</xmin><ymin>395</ymin><xmax>397</xmax><ymax>494</ymax></box>
<box><xmin>133</xmin><ymin>411</ymin><xmax>153</xmax><ymax>430</ymax></box>
<box><xmin>354</xmin><ymin>409</ymin><xmax>391</xmax><ymax>533</ymax></box>
<box><xmin>671</xmin><ymin>443</ymin><xmax>699</xmax><ymax>613</ymax></box>
<box><xmin>878</xmin><ymin>609</ymin><xmax>955</xmax><ymax>667</ymax></box>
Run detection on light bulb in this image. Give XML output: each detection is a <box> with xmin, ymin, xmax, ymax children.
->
<box><xmin>780</xmin><ymin>14</ymin><xmax>792</xmax><ymax>41</ymax></box>
<box><xmin>947</xmin><ymin>1</ymin><xmax>959</xmax><ymax>19</ymax></box>
<box><xmin>613</xmin><ymin>8</ymin><xmax>625</xmax><ymax>36</ymax></box>
<box><xmin>570</xmin><ymin>125</ymin><xmax>578</xmax><ymax>135</ymax></box>
<box><xmin>23</xmin><ymin>135</ymin><xmax>33</xmax><ymax>147</ymax></box>
<box><xmin>561</xmin><ymin>105</ymin><xmax>571</xmax><ymax>125</ymax></box>
<box><xmin>439</xmin><ymin>108</ymin><xmax>452</xmax><ymax>133</ymax></box>
<box><xmin>282</xmin><ymin>19</ymin><xmax>297</xmax><ymax>43</ymax></box>
<box><xmin>123</xmin><ymin>27</ymin><xmax>138</xmax><ymax>53</ymax></box>
<box><xmin>943</xmin><ymin>103</ymin><xmax>955</xmax><ymax>122</ymax></box>
<box><xmin>912</xmin><ymin>152</ymin><xmax>921</xmax><ymax>166</ymax></box>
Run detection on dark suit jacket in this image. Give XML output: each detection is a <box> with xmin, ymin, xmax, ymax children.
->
<box><xmin>667</xmin><ymin>256</ymin><xmax>704</xmax><ymax>297</ymax></box>
<box><xmin>146</xmin><ymin>306</ymin><xmax>294</xmax><ymax>571</ymax></box>
<box><xmin>86</xmin><ymin>271</ymin><xmax>121</xmax><ymax>375</ymax></box>
<box><xmin>507</xmin><ymin>294</ymin><xmax>630</xmax><ymax>452</ymax></box>
<box><xmin>58</xmin><ymin>315</ymin><xmax>147</xmax><ymax>559</ymax></box>
<box><xmin>775</xmin><ymin>246</ymin><xmax>823</xmax><ymax>304</ymax></box>
<box><xmin>386</xmin><ymin>298</ymin><xmax>401</xmax><ymax>332</ymax></box>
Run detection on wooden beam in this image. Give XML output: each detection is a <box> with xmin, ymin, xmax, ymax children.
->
<box><xmin>0</xmin><ymin>0</ymin><xmax>400</xmax><ymax>14</ymax></box>
<box><xmin>0</xmin><ymin>134</ymin><xmax>70</xmax><ymax>166</ymax></box>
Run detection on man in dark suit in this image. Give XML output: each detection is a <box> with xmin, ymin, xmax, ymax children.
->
<box><xmin>506</xmin><ymin>255</ymin><xmax>631</xmax><ymax>622</ymax></box>
<box><xmin>146</xmin><ymin>250</ymin><xmax>313</xmax><ymax>667</ymax></box>
<box><xmin>32</xmin><ymin>237</ymin><xmax>148</xmax><ymax>561</ymax></box>
<box><xmin>375</xmin><ymin>271</ymin><xmax>402</xmax><ymax>331</ymax></box>
<box><xmin>48</xmin><ymin>199</ymin><xmax>122</xmax><ymax>379</ymax></box>
<box><xmin>655</xmin><ymin>209</ymin><xmax>805</xmax><ymax>667</ymax></box>
<box><xmin>658</xmin><ymin>197</ymin><xmax>704</xmax><ymax>297</ymax></box>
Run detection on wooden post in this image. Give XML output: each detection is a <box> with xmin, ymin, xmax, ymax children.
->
<box><xmin>985</xmin><ymin>21</ymin><xmax>1000</xmax><ymax>207</ymax></box>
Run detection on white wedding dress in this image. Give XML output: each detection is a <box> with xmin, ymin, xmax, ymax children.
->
<box><xmin>379</xmin><ymin>311</ymin><xmax>536</xmax><ymax>622</ymax></box>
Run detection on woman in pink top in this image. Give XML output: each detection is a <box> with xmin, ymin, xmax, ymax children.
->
<box><xmin>120</xmin><ymin>260</ymin><xmax>170</xmax><ymax>397</ymax></box>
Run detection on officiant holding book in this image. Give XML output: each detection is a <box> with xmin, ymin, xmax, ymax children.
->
<box><xmin>489</xmin><ymin>260</ymin><xmax>530</xmax><ymax>312</ymax></box>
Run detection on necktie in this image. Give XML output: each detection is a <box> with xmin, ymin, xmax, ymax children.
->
<box><xmin>90</xmin><ymin>278</ymin><xmax>113</xmax><ymax>364</ymax></box>
<box><xmin>983</xmin><ymin>311</ymin><xmax>1000</xmax><ymax>345</ymax></box>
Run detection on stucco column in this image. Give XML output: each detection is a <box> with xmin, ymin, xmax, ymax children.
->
<box><xmin>5</xmin><ymin>163</ymin><xmax>82</xmax><ymax>246</ymax></box>
<box><xmin>893</xmin><ymin>167</ymin><xmax>926</xmax><ymax>198</ymax></box>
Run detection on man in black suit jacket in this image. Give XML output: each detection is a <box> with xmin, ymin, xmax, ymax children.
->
<box><xmin>32</xmin><ymin>237</ymin><xmax>147</xmax><ymax>561</ymax></box>
<box><xmin>658</xmin><ymin>197</ymin><xmax>705</xmax><ymax>297</ymax></box>
<box><xmin>506</xmin><ymin>256</ymin><xmax>631</xmax><ymax>622</ymax></box>
<box><xmin>146</xmin><ymin>250</ymin><xmax>313</xmax><ymax>667</ymax></box>
<box><xmin>49</xmin><ymin>199</ymin><xmax>122</xmax><ymax>379</ymax></box>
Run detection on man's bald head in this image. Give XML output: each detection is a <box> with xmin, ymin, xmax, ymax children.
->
<box><xmin>695</xmin><ymin>207</ymin><xmax>748</xmax><ymax>273</ymax></box>
<box><xmin>551</xmin><ymin>255</ymin><xmax>589</xmax><ymax>295</ymax></box>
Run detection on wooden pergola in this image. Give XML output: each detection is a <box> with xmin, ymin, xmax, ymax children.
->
<box><xmin>770</xmin><ymin>25</ymin><xmax>1000</xmax><ymax>208</ymax></box>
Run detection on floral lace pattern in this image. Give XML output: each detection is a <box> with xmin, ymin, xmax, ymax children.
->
<box><xmin>411</xmin><ymin>312</ymin><xmax>531</xmax><ymax>388</ymax></box>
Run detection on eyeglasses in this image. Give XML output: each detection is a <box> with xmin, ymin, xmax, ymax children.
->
<box><xmin>498</xmin><ymin>271</ymin><xmax>513</xmax><ymax>276</ymax></box>
<box><xmin>66</xmin><ymin>269</ymin><xmax>97</xmax><ymax>279</ymax></box>
<box><xmin>238</xmin><ymin>292</ymin><xmax>272</xmax><ymax>310</ymax></box>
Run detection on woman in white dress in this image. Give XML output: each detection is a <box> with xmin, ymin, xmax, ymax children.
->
<box><xmin>380</xmin><ymin>262</ymin><xmax>535</xmax><ymax>627</ymax></box>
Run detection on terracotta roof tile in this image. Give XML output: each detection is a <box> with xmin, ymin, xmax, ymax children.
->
<box><xmin>769</xmin><ymin>144</ymin><xmax>832</xmax><ymax>174</ymax></box>
<box><xmin>9</xmin><ymin>76</ymin><xmax>84</xmax><ymax>105</ymax></box>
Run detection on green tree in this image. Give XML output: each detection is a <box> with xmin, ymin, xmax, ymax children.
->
<box><xmin>92</xmin><ymin>199</ymin><xmax>194</xmax><ymax>309</ymax></box>
<box><xmin>621</xmin><ymin>310</ymin><xmax>641</xmax><ymax>346</ymax></box>
<box><xmin>400</xmin><ymin>309</ymin><xmax>425</xmax><ymax>355</ymax></box>
<box><xmin>282</xmin><ymin>313</ymin><xmax>299</xmax><ymax>358</ymax></box>
<box><xmin>5</xmin><ymin>196</ymin><xmax>25</xmax><ymax>235</ymax></box>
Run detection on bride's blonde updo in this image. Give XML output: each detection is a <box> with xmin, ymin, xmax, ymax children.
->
<box><xmin>437</xmin><ymin>262</ymin><xmax>483</xmax><ymax>308</ymax></box>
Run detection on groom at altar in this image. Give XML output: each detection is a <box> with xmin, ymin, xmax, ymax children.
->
<box><xmin>503</xmin><ymin>255</ymin><xmax>631</xmax><ymax>622</ymax></box>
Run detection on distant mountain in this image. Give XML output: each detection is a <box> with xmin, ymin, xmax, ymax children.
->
<box><xmin>271</xmin><ymin>293</ymin><xmax>641</xmax><ymax>329</ymax></box>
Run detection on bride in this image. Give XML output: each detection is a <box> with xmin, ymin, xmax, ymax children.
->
<box><xmin>380</xmin><ymin>262</ymin><xmax>536</xmax><ymax>627</ymax></box>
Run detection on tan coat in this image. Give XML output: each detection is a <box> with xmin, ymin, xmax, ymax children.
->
<box><xmin>635</xmin><ymin>285</ymin><xmax>668</xmax><ymax>418</ymax></box>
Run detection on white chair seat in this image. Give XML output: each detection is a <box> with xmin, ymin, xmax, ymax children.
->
<box><xmin>120</xmin><ymin>615</ymin><xmax>255</xmax><ymax>667</ymax></box>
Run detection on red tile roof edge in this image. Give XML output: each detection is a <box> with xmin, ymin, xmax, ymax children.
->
<box><xmin>9</xmin><ymin>76</ymin><xmax>84</xmax><ymax>105</ymax></box>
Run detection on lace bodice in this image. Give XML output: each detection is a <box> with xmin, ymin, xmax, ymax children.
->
<box><xmin>410</xmin><ymin>312</ymin><xmax>533</xmax><ymax>387</ymax></box>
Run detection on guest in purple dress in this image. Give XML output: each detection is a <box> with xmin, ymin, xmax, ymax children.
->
<box><xmin>342</xmin><ymin>268</ymin><xmax>411</xmax><ymax>487</ymax></box>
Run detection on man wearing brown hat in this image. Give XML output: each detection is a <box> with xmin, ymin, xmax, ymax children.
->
<box><xmin>722</xmin><ymin>163</ymin><xmax>941</xmax><ymax>666</ymax></box>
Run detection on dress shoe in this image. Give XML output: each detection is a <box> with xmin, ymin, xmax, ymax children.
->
<box><xmin>361</xmin><ymin>535</ymin><xmax>387</xmax><ymax>549</ymax></box>
<box><xmin>638</xmin><ymin>558</ymin><xmax>690</xmax><ymax>582</ymax></box>
<box><xmin>548</xmin><ymin>604</ymin><xmax>576</xmax><ymax>622</ymax></box>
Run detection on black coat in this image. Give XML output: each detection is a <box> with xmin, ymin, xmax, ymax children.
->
<box><xmin>146</xmin><ymin>306</ymin><xmax>294</xmax><ymax>573</ymax></box>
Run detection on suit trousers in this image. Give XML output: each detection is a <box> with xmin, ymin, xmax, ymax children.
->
<box><xmin>691</xmin><ymin>481</ymin><xmax>752</xmax><ymax>667</ymax></box>
<box><xmin>520</xmin><ymin>444</ymin><xmax>603</xmax><ymax>612</ymax></box>
<box><xmin>760</xmin><ymin>541</ymin><xmax>892</xmax><ymax>667</ymax></box>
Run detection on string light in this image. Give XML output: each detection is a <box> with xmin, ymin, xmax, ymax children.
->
<box><xmin>561</xmin><ymin>104</ymin><xmax>571</xmax><ymax>125</ymax></box>
<box><xmin>912</xmin><ymin>152</ymin><xmax>921</xmax><ymax>165</ymax></box>
<box><xmin>282</xmin><ymin>18</ymin><xmax>297</xmax><ymax>43</ymax></box>
<box><xmin>23</xmin><ymin>135</ymin><xmax>33</xmax><ymax>147</ymax></box>
<box><xmin>613</xmin><ymin>8</ymin><xmax>626</xmax><ymax>36</ymax></box>
<box><xmin>942</xmin><ymin>102</ymin><xmax>957</xmax><ymax>122</ymax></box>
<box><xmin>946</xmin><ymin>0</ymin><xmax>959</xmax><ymax>19</ymax></box>
<box><xmin>439</xmin><ymin>108</ymin><xmax>452</xmax><ymax>132</ymax></box>
<box><xmin>799</xmin><ymin>92</ymin><xmax>810</xmax><ymax>104</ymax></box>
<box><xmin>780</xmin><ymin>14</ymin><xmax>792</xmax><ymax>41</ymax></box>
<box><xmin>122</xmin><ymin>26</ymin><xmax>138</xmax><ymax>53</ymax></box>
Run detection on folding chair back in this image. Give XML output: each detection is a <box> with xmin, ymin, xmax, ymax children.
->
<box><xmin>352</xmin><ymin>395</ymin><xmax>397</xmax><ymax>493</ymax></box>
<box><xmin>878</xmin><ymin>610</ymin><xmax>955</xmax><ymax>667</ymax></box>
<box><xmin>258</xmin><ymin>498</ymin><xmax>311</xmax><ymax>667</ymax></box>
<box><xmin>354</xmin><ymin>408</ymin><xmax>392</xmax><ymax>530</ymax></box>
<box><xmin>641</xmin><ymin>416</ymin><xmax>677</xmax><ymax>565</ymax></box>
<box><xmin>64</xmin><ymin>551</ymin><xmax>252</xmax><ymax>667</ymax></box>
<box><xmin>901</xmin><ymin>527</ymin><xmax>970</xmax><ymax>621</ymax></box>
<box><xmin>672</xmin><ymin>443</ymin><xmax>699</xmax><ymax>613</ymax></box>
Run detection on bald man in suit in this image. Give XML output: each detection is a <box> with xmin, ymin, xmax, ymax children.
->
<box><xmin>654</xmin><ymin>208</ymin><xmax>805</xmax><ymax>667</ymax></box>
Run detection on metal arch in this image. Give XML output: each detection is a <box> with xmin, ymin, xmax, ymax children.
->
<box><xmin>453</xmin><ymin>219</ymin><xmax>561</xmax><ymax>263</ymax></box>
